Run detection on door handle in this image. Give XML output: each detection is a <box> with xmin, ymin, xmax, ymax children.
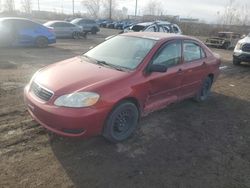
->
<box><xmin>177</xmin><ymin>68</ymin><xmax>182</xmax><ymax>74</ymax></box>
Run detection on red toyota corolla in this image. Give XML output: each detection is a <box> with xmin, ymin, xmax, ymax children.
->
<box><xmin>24</xmin><ymin>32</ymin><xmax>220</xmax><ymax>142</ymax></box>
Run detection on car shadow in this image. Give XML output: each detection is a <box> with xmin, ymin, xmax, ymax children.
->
<box><xmin>50</xmin><ymin>92</ymin><xmax>250</xmax><ymax>188</ymax></box>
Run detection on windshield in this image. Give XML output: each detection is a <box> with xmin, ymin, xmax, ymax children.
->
<box><xmin>84</xmin><ymin>35</ymin><xmax>157</xmax><ymax>70</ymax></box>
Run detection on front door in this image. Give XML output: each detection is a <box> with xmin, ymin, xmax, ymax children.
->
<box><xmin>144</xmin><ymin>40</ymin><xmax>183</xmax><ymax>113</ymax></box>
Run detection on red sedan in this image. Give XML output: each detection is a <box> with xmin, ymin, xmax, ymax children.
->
<box><xmin>24</xmin><ymin>32</ymin><xmax>220</xmax><ymax>142</ymax></box>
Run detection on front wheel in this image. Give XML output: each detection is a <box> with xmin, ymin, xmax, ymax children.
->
<box><xmin>194</xmin><ymin>77</ymin><xmax>212</xmax><ymax>102</ymax></box>
<box><xmin>103</xmin><ymin>101</ymin><xmax>139</xmax><ymax>143</ymax></box>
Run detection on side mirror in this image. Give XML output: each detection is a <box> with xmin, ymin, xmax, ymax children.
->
<box><xmin>148</xmin><ymin>64</ymin><xmax>167</xmax><ymax>73</ymax></box>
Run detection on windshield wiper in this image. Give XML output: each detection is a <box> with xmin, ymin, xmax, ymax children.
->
<box><xmin>82</xmin><ymin>55</ymin><xmax>127</xmax><ymax>72</ymax></box>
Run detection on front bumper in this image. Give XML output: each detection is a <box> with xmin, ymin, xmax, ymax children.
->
<box><xmin>24</xmin><ymin>86</ymin><xmax>110</xmax><ymax>138</ymax></box>
<box><xmin>233</xmin><ymin>51</ymin><xmax>250</xmax><ymax>62</ymax></box>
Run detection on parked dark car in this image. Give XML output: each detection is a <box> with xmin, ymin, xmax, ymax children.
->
<box><xmin>106</xmin><ymin>22</ymin><xmax>116</xmax><ymax>29</ymax></box>
<box><xmin>71</xmin><ymin>18</ymin><xmax>99</xmax><ymax>34</ymax></box>
<box><xmin>123</xmin><ymin>21</ymin><xmax>182</xmax><ymax>34</ymax></box>
<box><xmin>24</xmin><ymin>32</ymin><xmax>220</xmax><ymax>142</ymax></box>
<box><xmin>0</xmin><ymin>17</ymin><xmax>56</xmax><ymax>47</ymax></box>
<box><xmin>44</xmin><ymin>21</ymin><xmax>82</xmax><ymax>39</ymax></box>
<box><xmin>115</xmin><ymin>20</ymin><xmax>135</xmax><ymax>30</ymax></box>
<box><xmin>100</xmin><ymin>20</ymin><xmax>113</xmax><ymax>28</ymax></box>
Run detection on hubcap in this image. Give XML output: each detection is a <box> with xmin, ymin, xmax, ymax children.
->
<box><xmin>114</xmin><ymin>110</ymin><xmax>131</xmax><ymax>134</ymax></box>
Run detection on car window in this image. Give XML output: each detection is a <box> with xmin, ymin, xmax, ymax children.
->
<box><xmin>14</xmin><ymin>20</ymin><xmax>38</xmax><ymax>30</ymax></box>
<box><xmin>152</xmin><ymin>41</ymin><xmax>181</xmax><ymax>67</ymax></box>
<box><xmin>183</xmin><ymin>41</ymin><xmax>205</xmax><ymax>62</ymax></box>
<box><xmin>159</xmin><ymin>26</ymin><xmax>164</xmax><ymax>32</ymax></box>
<box><xmin>173</xmin><ymin>26</ymin><xmax>179</xmax><ymax>33</ymax></box>
<box><xmin>163</xmin><ymin>25</ymin><xmax>171</xmax><ymax>33</ymax></box>
<box><xmin>145</xmin><ymin>25</ymin><xmax>157</xmax><ymax>32</ymax></box>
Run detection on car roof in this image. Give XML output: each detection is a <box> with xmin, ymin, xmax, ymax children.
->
<box><xmin>135</xmin><ymin>21</ymin><xmax>172</xmax><ymax>27</ymax></box>
<box><xmin>45</xmin><ymin>20</ymin><xmax>71</xmax><ymax>24</ymax></box>
<box><xmin>121</xmin><ymin>32</ymin><xmax>195</xmax><ymax>41</ymax></box>
<box><xmin>0</xmin><ymin>17</ymin><xmax>31</xmax><ymax>22</ymax></box>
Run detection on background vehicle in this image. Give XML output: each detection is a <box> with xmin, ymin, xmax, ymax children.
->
<box><xmin>114</xmin><ymin>20</ymin><xmax>135</xmax><ymax>30</ymax></box>
<box><xmin>24</xmin><ymin>32</ymin><xmax>220</xmax><ymax>143</ymax></box>
<box><xmin>71</xmin><ymin>18</ymin><xmax>99</xmax><ymax>34</ymax></box>
<box><xmin>0</xmin><ymin>17</ymin><xmax>56</xmax><ymax>47</ymax></box>
<box><xmin>99</xmin><ymin>20</ymin><xmax>113</xmax><ymax>28</ymax></box>
<box><xmin>205</xmin><ymin>32</ymin><xmax>241</xmax><ymax>49</ymax></box>
<box><xmin>44</xmin><ymin>21</ymin><xmax>82</xmax><ymax>39</ymax></box>
<box><xmin>122</xmin><ymin>21</ymin><xmax>182</xmax><ymax>34</ymax></box>
<box><xmin>233</xmin><ymin>33</ymin><xmax>250</xmax><ymax>65</ymax></box>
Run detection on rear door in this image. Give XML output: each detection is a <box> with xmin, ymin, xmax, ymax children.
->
<box><xmin>52</xmin><ymin>22</ymin><xmax>64</xmax><ymax>37</ymax></box>
<box><xmin>14</xmin><ymin>20</ymin><xmax>37</xmax><ymax>45</ymax></box>
<box><xmin>144</xmin><ymin>40</ymin><xmax>183</xmax><ymax>113</ymax></box>
<box><xmin>180</xmin><ymin>40</ymin><xmax>207</xmax><ymax>100</ymax></box>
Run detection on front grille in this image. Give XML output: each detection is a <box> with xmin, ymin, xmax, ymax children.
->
<box><xmin>242</xmin><ymin>44</ymin><xmax>250</xmax><ymax>52</ymax></box>
<box><xmin>30</xmin><ymin>82</ymin><xmax>53</xmax><ymax>101</ymax></box>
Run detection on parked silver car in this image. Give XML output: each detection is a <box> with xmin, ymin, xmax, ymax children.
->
<box><xmin>71</xmin><ymin>18</ymin><xmax>100</xmax><ymax>34</ymax></box>
<box><xmin>44</xmin><ymin>21</ymin><xmax>82</xmax><ymax>39</ymax></box>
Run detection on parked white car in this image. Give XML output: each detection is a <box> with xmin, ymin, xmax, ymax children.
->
<box><xmin>122</xmin><ymin>21</ymin><xmax>182</xmax><ymax>34</ymax></box>
<box><xmin>233</xmin><ymin>33</ymin><xmax>250</xmax><ymax>65</ymax></box>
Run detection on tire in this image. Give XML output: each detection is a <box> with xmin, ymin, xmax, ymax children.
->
<box><xmin>194</xmin><ymin>77</ymin><xmax>212</xmax><ymax>102</ymax></box>
<box><xmin>222</xmin><ymin>42</ymin><xmax>230</xmax><ymax>50</ymax></box>
<box><xmin>103</xmin><ymin>101</ymin><xmax>139</xmax><ymax>143</ymax></box>
<box><xmin>233</xmin><ymin>57</ymin><xmax>241</xmax><ymax>65</ymax></box>
<box><xmin>72</xmin><ymin>31</ymin><xmax>79</xmax><ymax>39</ymax></box>
<box><xmin>35</xmin><ymin>37</ymin><xmax>48</xmax><ymax>48</ymax></box>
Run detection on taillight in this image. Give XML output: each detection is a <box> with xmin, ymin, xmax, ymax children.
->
<box><xmin>48</xmin><ymin>28</ymin><xmax>54</xmax><ymax>33</ymax></box>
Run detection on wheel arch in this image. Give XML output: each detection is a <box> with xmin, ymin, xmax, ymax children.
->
<box><xmin>208</xmin><ymin>73</ymin><xmax>214</xmax><ymax>83</ymax></box>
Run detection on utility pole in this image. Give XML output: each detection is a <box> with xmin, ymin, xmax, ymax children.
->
<box><xmin>72</xmin><ymin>0</ymin><xmax>75</xmax><ymax>16</ymax></box>
<box><xmin>109</xmin><ymin>0</ymin><xmax>112</xmax><ymax>20</ymax></box>
<box><xmin>135</xmin><ymin>0</ymin><xmax>137</xmax><ymax>17</ymax></box>
<box><xmin>38</xmin><ymin>0</ymin><xmax>40</xmax><ymax>11</ymax></box>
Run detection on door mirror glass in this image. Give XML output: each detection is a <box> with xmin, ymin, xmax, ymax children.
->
<box><xmin>149</xmin><ymin>64</ymin><xmax>167</xmax><ymax>73</ymax></box>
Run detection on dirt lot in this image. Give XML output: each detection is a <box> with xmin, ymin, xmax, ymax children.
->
<box><xmin>0</xmin><ymin>29</ymin><xmax>250</xmax><ymax>188</ymax></box>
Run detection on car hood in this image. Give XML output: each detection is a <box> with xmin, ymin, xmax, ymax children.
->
<box><xmin>34</xmin><ymin>56</ymin><xmax>128</xmax><ymax>95</ymax></box>
<box><xmin>238</xmin><ymin>36</ymin><xmax>250</xmax><ymax>44</ymax></box>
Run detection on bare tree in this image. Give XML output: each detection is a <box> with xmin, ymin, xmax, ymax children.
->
<box><xmin>102</xmin><ymin>0</ymin><xmax>116</xmax><ymax>19</ymax></box>
<box><xmin>218</xmin><ymin>0</ymin><xmax>249</xmax><ymax>26</ymax></box>
<box><xmin>144</xmin><ymin>0</ymin><xmax>163</xmax><ymax>16</ymax></box>
<box><xmin>4</xmin><ymin>0</ymin><xmax>15</xmax><ymax>12</ymax></box>
<box><xmin>22</xmin><ymin>0</ymin><xmax>32</xmax><ymax>13</ymax></box>
<box><xmin>81</xmin><ymin>0</ymin><xmax>101</xmax><ymax>18</ymax></box>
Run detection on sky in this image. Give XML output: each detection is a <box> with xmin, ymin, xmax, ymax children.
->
<box><xmin>1</xmin><ymin>0</ymin><xmax>250</xmax><ymax>23</ymax></box>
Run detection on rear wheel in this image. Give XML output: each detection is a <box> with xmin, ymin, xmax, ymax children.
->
<box><xmin>103</xmin><ymin>101</ymin><xmax>139</xmax><ymax>143</ymax></box>
<box><xmin>35</xmin><ymin>37</ymin><xmax>48</xmax><ymax>48</ymax></box>
<box><xmin>233</xmin><ymin>57</ymin><xmax>241</xmax><ymax>65</ymax></box>
<box><xmin>222</xmin><ymin>42</ymin><xmax>230</xmax><ymax>49</ymax></box>
<box><xmin>194</xmin><ymin>77</ymin><xmax>212</xmax><ymax>102</ymax></box>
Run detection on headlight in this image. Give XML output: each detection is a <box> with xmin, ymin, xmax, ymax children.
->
<box><xmin>235</xmin><ymin>43</ymin><xmax>243</xmax><ymax>50</ymax></box>
<box><xmin>54</xmin><ymin>92</ymin><xmax>100</xmax><ymax>108</ymax></box>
